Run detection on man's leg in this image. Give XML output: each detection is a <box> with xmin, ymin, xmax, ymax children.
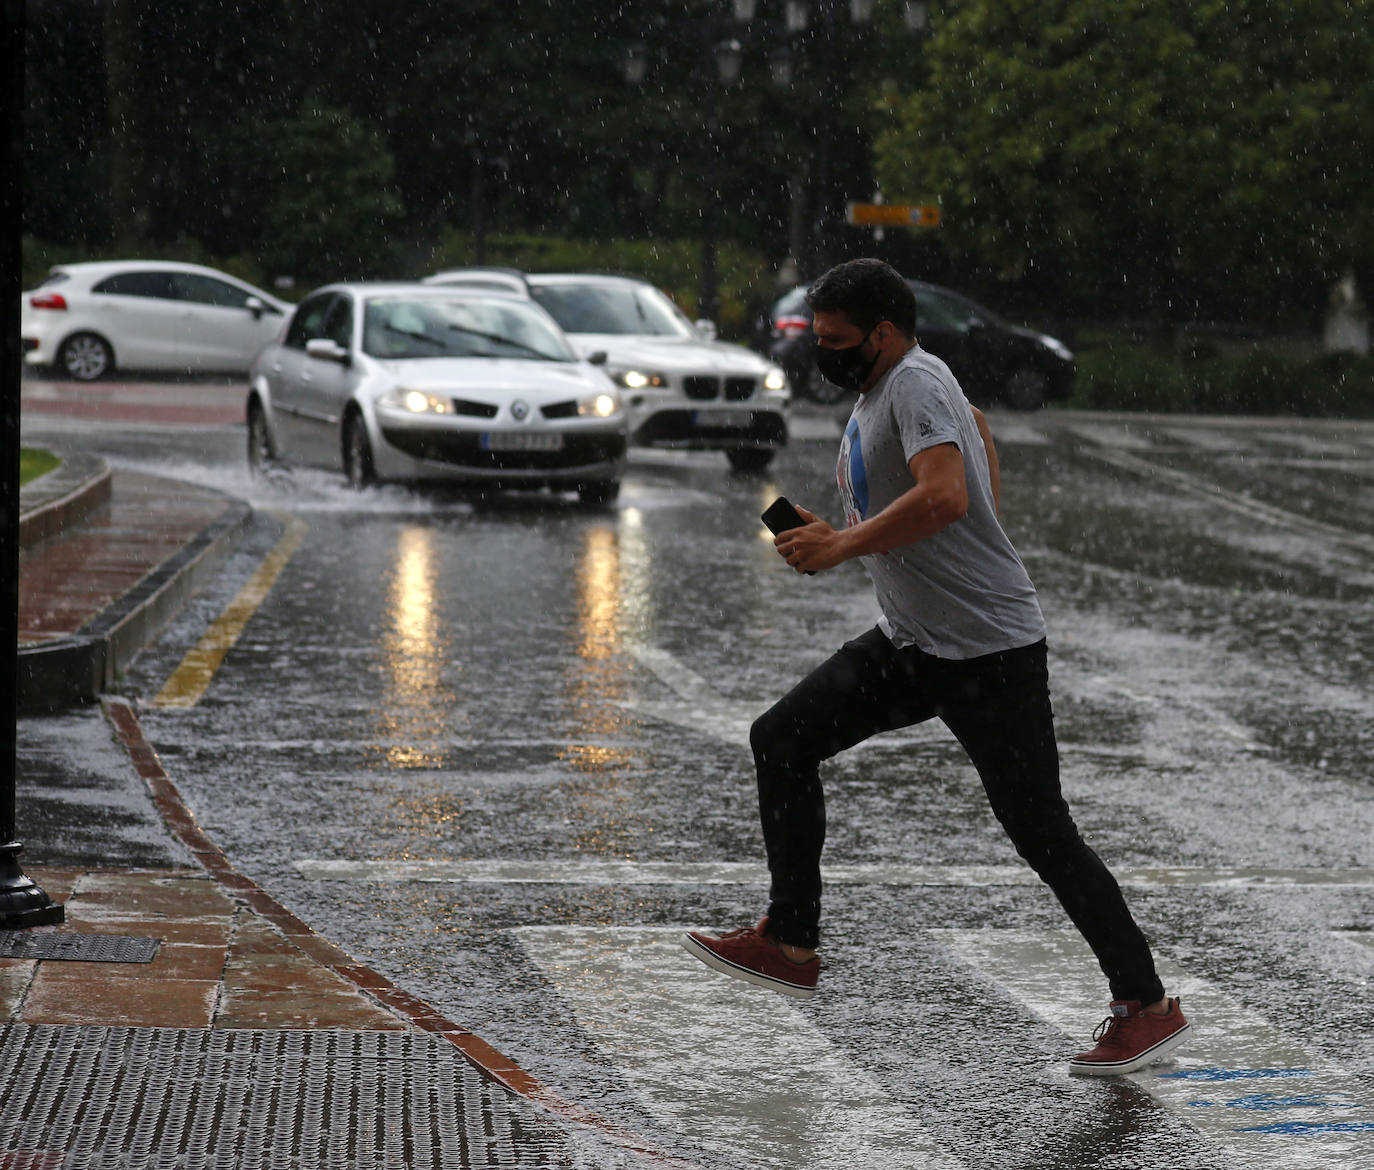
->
<box><xmin>749</xmin><ymin>627</ymin><xmax>935</xmax><ymax>949</ymax></box>
<box><xmin>936</xmin><ymin>642</ymin><xmax>1165</xmax><ymax>1005</ymax></box>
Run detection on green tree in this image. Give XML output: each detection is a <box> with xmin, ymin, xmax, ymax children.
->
<box><xmin>258</xmin><ymin>104</ymin><xmax>406</xmax><ymax>285</ymax></box>
<box><xmin>875</xmin><ymin>0</ymin><xmax>1374</xmax><ymax>324</ymax></box>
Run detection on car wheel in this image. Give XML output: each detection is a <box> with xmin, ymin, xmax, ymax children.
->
<box><xmin>56</xmin><ymin>332</ymin><xmax>113</xmax><ymax>381</ymax></box>
<box><xmin>1003</xmin><ymin>365</ymin><xmax>1049</xmax><ymax>411</ymax></box>
<box><xmin>727</xmin><ymin>447</ymin><xmax>776</xmax><ymax>473</ymax></box>
<box><xmin>246</xmin><ymin>400</ymin><xmax>276</xmax><ymax>476</ymax></box>
<box><xmin>342</xmin><ymin>411</ymin><xmax>376</xmax><ymax>489</ymax></box>
<box><xmin>576</xmin><ymin>479</ymin><xmax>621</xmax><ymax>507</ymax></box>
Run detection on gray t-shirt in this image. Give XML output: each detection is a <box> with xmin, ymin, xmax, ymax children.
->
<box><xmin>835</xmin><ymin>345</ymin><xmax>1046</xmax><ymax>658</ymax></box>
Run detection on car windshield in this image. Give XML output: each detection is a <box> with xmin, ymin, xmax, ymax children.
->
<box><xmin>361</xmin><ymin>297</ymin><xmax>574</xmax><ymax>361</ymax></box>
<box><xmin>530</xmin><ymin>282</ymin><xmax>695</xmax><ymax>338</ymax></box>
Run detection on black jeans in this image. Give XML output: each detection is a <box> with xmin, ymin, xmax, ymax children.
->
<box><xmin>750</xmin><ymin>627</ymin><xmax>1165</xmax><ymax>1004</ymax></box>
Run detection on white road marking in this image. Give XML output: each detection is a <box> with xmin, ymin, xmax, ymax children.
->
<box><xmin>293</xmin><ymin>858</ymin><xmax>1374</xmax><ymax>889</ymax></box>
<box><xmin>623</xmin><ymin>641</ymin><xmax>1221</xmax><ymax>758</ymax></box>
<box><xmin>981</xmin><ymin>415</ymin><xmax>1050</xmax><ymax>446</ymax></box>
<box><xmin>1331</xmin><ymin>931</ymin><xmax>1374</xmax><ymax>957</ymax></box>
<box><xmin>1067</xmin><ymin>422</ymin><xmax>1157</xmax><ymax>450</ymax></box>
<box><xmin>933</xmin><ymin>929</ymin><xmax>1374</xmax><ymax>1167</ymax></box>
<box><xmin>513</xmin><ymin>925</ymin><xmax>968</xmax><ymax>1170</ymax></box>
<box><xmin>1082</xmin><ymin>445</ymin><xmax>1374</xmax><ymax>557</ymax></box>
<box><xmin>1154</xmin><ymin>425</ymin><xmax>1251</xmax><ymax>451</ymax></box>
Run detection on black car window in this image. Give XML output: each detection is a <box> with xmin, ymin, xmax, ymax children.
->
<box><xmin>92</xmin><ymin>271</ymin><xmax>177</xmax><ymax>299</ymax></box>
<box><xmin>530</xmin><ymin>283</ymin><xmax>693</xmax><ymax>337</ymax></box>
<box><xmin>914</xmin><ymin>288</ymin><xmax>980</xmax><ymax>333</ymax></box>
<box><xmin>284</xmin><ymin>294</ymin><xmax>337</xmax><ymax>349</ymax></box>
<box><xmin>322</xmin><ymin>297</ymin><xmax>353</xmax><ymax>348</ymax></box>
<box><xmin>169</xmin><ymin>272</ymin><xmax>256</xmax><ymax>309</ymax></box>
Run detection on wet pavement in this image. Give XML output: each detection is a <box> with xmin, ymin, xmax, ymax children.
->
<box><xmin>14</xmin><ymin>377</ymin><xmax>1374</xmax><ymax>1168</ymax></box>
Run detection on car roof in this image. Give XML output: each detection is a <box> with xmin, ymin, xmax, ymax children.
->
<box><xmin>426</xmin><ymin>269</ymin><xmax>658</xmax><ymax>292</ymax></box>
<box><xmin>50</xmin><ymin>259</ymin><xmax>255</xmax><ymax>279</ymax></box>
<box><xmin>311</xmin><ymin>281</ymin><xmax>530</xmax><ymax>299</ymax></box>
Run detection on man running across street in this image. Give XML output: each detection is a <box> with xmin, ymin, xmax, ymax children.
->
<box><xmin>683</xmin><ymin>258</ymin><xmax>1189</xmax><ymax>1076</ymax></box>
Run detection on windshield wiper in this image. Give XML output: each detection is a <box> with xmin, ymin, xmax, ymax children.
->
<box><xmin>385</xmin><ymin>323</ymin><xmax>448</xmax><ymax>348</ymax></box>
<box><xmin>448</xmin><ymin>323</ymin><xmax>554</xmax><ymax>360</ymax></box>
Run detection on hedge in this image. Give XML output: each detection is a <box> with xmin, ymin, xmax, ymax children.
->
<box><xmin>1070</xmin><ymin>339</ymin><xmax>1374</xmax><ymax>418</ymax></box>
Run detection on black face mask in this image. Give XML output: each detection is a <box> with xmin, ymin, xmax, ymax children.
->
<box><xmin>814</xmin><ymin>328</ymin><xmax>877</xmax><ymax>392</ymax></box>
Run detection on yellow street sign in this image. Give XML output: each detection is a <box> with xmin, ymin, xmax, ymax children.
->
<box><xmin>846</xmin><ymin>203</ymin><xmax>941</xmax><ymax>228</ymax></box>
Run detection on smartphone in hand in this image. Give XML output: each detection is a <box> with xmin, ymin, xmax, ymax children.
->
<box><xmin>761</xmin><ymin>497</ymin><xmax>815</xmax><ymax>574</ymax></box>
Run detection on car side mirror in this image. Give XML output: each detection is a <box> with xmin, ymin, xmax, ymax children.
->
<box><xmin>587</xmin><ymin>351</ymin><xmax>608</xmax><ymax>366</ymax></box>
<box><xmin>245</xmin><ymin>295</ymin><xmax>266</xmax><ymax>320</ymax></box>
<box><xmin>305</xmin><ymin>337</ymin><xmax>351</xmax><ymax>366</ymax></box>
<box><xmin>695</xmin><ymin>319</ymin><xmax>719</xmax><ymax>341</ymax></box>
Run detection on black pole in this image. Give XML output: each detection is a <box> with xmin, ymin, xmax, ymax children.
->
<box><xmin>699</xmin><ymin>74</ymin><xmax>720</xmax><ymax>326</ymax></box>
<box><xmin>1</xmin><ymin>2</ymin><xmax>64</xmax><ymax>929</ymax></box>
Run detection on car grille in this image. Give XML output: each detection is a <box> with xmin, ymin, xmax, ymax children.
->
<box><xmin>451</xmin><ymin>398</ymin><xmax>499</xmax><ymax>418</ymax></box>
<box><xmin>682</xmin><ymin>376</ymin><xmax>756</xmax><ymax>401</ymax></box>
<box><xmin>381</xmin><ymin>427</ymin><xmax>626</xmax><ymax>470</ymax></box>
<box><xmin>540</xmin><ymin>400</ymin><xmax>578</xmax><ymax>419</ymax></box>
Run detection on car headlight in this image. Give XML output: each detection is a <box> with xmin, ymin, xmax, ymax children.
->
<box><xmin>612</xmin><ymin>368</ymin><xmax>667</xmax><ymax>390</ymax></box>
<box><xmin>381</xmin><ymin>388</ymin><xmax>452</xmax><ymax>415</ymax></box>
<box><xmin>1040</xmin><ymin>336</ymin><xmax>1073</xmax><ymax>362</ymax></box>
<box><xmin>579</xmin><ymin>390</ymin><xmax>622</xmax><ymax>418</ymax></box>
<box><xmin>763</xmin><ymin>366</ymin><xmax>788</xmax><ymax>393</ymax></box>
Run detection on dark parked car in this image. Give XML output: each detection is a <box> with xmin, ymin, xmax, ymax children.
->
<box><xmin>761</xmin><ymin>281</ymin><xmax>1075</xmax><ymax>409</ymax></box>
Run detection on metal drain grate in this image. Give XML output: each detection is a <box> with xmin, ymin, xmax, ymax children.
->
<box><xmin>0</xmin><ymin>932</ymin><xmax>160</xmax><ymax>963</ymax></box>
<box><xmin>0</xmin><ymin>1025</ymin><xmax>635</xmax><ymax>1169</ymax></box>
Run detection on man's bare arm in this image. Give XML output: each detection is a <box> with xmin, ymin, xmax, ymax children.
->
<box><xmin>971</xmin><ymin>406</ymin><xmax>1000</xmax><ymax>513</ymax></box>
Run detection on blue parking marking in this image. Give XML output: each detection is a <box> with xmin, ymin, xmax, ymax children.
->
<box><xmin>1187</xmin><ymin>1095</ymin><xmax>1359</xmax><ymax>1112</ymax></box>
<box><xmin>1161</xmin><ymin>1067</ymin><xmax>1314</xmax><ymax>1082</ymax></box>
<box><xmin>1238</xmin><ymin>1122</ymin><xmax>1374</xmax><ymax>1135</ymax></box>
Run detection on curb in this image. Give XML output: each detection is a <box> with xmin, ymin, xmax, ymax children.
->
<box><xmin>17</xmin><ymin>475</ymin><xmax>252</xmax><ymax>714</ymax></box>
<box><xmin>102</xmin><ymin>697</ymin><xmax>698</xmax><ymax>1169</ymax></box>
<box><xmin>18</xmin><ymin>451</ymin><xmax>112</xmax><ymax>548</ymax></box>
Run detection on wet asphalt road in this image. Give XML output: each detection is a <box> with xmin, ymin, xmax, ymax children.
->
<box><xmin>19</xmin><ymin>395</ymin><xmax>1374</xmax><ymax>1169</ymax></box>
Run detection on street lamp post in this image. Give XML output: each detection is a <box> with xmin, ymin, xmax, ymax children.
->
<box><xmin>777</xmin><ymin>0</ymin><xmax>931</xmax><ymax>282</ymax></box>
<box><xmin>625</xmin><ymin>2</ymin><xmax>753</xmax><ymax>326</ymax></box>
<box><xmin>2</xmin><ymin>0</ymin><xmax>64</xmax><ymax>930</ymax></box>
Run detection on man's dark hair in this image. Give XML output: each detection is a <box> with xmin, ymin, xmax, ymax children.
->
<box><xmin>804</xmin><ymin>258</ymin><xmax>916</xmax><ymax>336</ymax></box>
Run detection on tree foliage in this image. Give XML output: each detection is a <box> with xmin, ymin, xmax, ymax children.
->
<box><xmin>875</xmin><ymin>0</ymin><xmax>1374</xmax><ymax>324</ymax></box>
<box><xmin>21</xmin><ymin>0</ymin><xmax>1374</xmax><ymax>328</ymax></box>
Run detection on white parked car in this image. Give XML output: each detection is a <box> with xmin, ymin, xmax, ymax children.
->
<box><xmin>20</xmin><ymin>260</ymin><xmax>291</xmax><ymax>380</ymax></box>
<box><xmin>425</xmin><ymin>270</ymin><xmax>791</xmax><ymax>472</ymax></box>
<box><xmin>246</xmin><ymin>283</ymin><xmax>628</xmax><ymax>504</ymax></box>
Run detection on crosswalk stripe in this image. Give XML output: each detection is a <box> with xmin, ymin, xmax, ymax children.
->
<box><xmin>292</xmin><ymin>857</ymin><xmax>1374</xmax><ymax>889</ymax></box>
<box><xmin>513</xmin><ymin>925</ymin><xmax>968</xmax><ymax>1170</ymax></box>
<box><xmin>932</xmin><ymin>929</ymin><xmax>1374</xmax><ymax>1165</ymax></box>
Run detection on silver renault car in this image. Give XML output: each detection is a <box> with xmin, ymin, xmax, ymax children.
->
<box><xmin>246</xmin><ymin>283</ymin><xmax>628</xmax><ymax>504</ymax></box>
<box><xmin>425</xmin><ymin>269</ymin><xmax>791</xmax><ymax>472</ymax></box>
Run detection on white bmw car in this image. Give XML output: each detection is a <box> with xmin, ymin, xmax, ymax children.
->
<box><xmin>425</xmin><ymin>270</ymin><xmax>791</xmax><ymax>471</ymax></box>
<box><xmin>21</xmin><ymin>259</ymin><xmax>291</xmax><ymax>380</ymax></box>
<box><xmin>246</xmin><ymin>284</ymin><xmax>628</xmax><ymax>504</ymax></box>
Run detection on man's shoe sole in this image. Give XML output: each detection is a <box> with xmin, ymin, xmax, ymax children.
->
<box><xmin>681</xmin><ymin>933</ymin><xmax>816</xmax><ymax>1000</ymax></box>
<box><xmin>1068</xmin><ymin>1021</ymin><xmax>1191</xmax><ymax>1076</ymax></box>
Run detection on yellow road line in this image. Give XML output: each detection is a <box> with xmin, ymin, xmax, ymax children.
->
<box><xmin>151</xmin><ymin>514</ymin><xmax>308</xmax><ymax>709</ymax></box>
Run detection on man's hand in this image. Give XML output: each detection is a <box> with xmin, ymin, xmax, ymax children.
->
<box><xmin>773</xmin><ymin>505</ymin><xmax>849</xmax><ymax>574</ymax></box>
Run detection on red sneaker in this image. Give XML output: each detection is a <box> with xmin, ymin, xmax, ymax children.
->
<box><xmin>1069</xmin><ymin>998</ymin><xmax>1190</xmax><ymax>1076</ymax></box>
<box><xmin>683</xmin><ymin>918</ymin><xmax>819</xmax><ymax>1000</ymax></box>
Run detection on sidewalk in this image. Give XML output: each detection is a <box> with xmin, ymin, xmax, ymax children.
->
<box><xmin>9</xmin><ymin>454</ymin><xmax>684</xmax><ymax>1169</ymax></box>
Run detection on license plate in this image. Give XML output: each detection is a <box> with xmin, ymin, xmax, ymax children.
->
<box><xmin>693</xmin><ymin>410</ymin><xmax>748</xmax><ymax>428</ymax></box>
<box><xmin>481</xmin><ymin>431</ymin><xmax>564</xmax><ymax>452</ymax></box>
